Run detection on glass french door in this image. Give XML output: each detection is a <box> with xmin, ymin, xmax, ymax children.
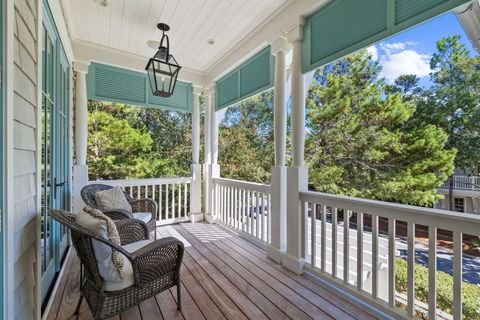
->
<box><xmin>0</xmin><ymin>1</ymin><xmax>4</xmax><ymax>316</ymax></box>
<box><xmin>40</xmin><ymin>11</ymin><xmax>71</xmax><ymax>305</ymax></box>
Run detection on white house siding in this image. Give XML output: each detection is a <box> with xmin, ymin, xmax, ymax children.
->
<box><xmin>12</xmin><ymin>0</ymin><xmax>39</xmax><ymax>318</ymax></box>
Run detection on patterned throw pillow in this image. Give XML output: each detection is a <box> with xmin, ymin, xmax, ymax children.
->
<box><xmin>94</xmin><ymin>187</ymin><xmax>132</xmax><ymax>214</ymax></box>
<box><xmin>77</xmin><ymin>206</ymin><xmax>124</xmax><ymax>280</ymax></box>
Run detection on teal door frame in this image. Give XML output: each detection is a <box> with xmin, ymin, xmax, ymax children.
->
<box><xmin>0</xmin><ymin>0</ymin><xmax>4</xmax><ymax>316</ymax></box>
<box><xmin>40</xmin><ymin>0</ymin><xmax>71</xmax><ymax>307</ymax></box>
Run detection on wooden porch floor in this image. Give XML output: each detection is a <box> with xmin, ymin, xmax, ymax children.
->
<box><xmin>46</xmin><ymin>223</ymin><xmax>378</xmax><ymax>320</ymax></box>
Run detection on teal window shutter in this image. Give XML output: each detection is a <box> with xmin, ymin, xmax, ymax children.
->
<box><xmin>217</xmin><ymin>72</ymin><xmax>239</xmax><ymax>108</ymax></box>
<box><xmin>216</xmin><ymin>46</ymin><xmax>274</xmax><ymax>110</ymax></box>
<box><xmin>87</xmin><ymin>62</ymin><xmax>193</xmax><ymax>113</ymax></box>
<box><xmin>302</xmin><ymin>0</ymin><xmax>471</xmax><ymax>73</ymax></box>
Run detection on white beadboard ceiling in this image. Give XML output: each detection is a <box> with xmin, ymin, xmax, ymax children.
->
<box><xmin>63</xmin><ymin>0</ymin><xmax>291</xmax><ymax>73</ymax></box>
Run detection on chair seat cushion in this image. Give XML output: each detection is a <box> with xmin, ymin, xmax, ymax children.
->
<box><xmin>103</xmin><ymin>239</ymin><xmax>153</xmax><ymax>291</ymax></box>
<box><xmin>132</xmin><ymin>212</ymin><xmax>152</xmax><ymax>223</ymax></box>
<box><xmin>94</xmin><ymin>187</ymin><xmax>132</xmax><ymax>214</ymax></box>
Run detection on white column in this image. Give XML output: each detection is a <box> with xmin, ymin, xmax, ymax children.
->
<box><xmin>210</xmin><ymin>91</ymin><xmax>219</xmax><ymax>165</ymax></box>
<box><xmin>206</xmin><ymin>86</ymin><xmax>219</xmax><ymax>223</ymax></box>
<box><xmin>284</xmin><ymin>20</ymin><xmax>308</xmax><ymax>274</ymax></box>
<box><xmin>190</xmin><ymin>86</ymin><xmax>203</xmax><ymax>222</ymax></box>
<box><xmin>268</xmin><ymin>34</ymin><xmax>289</xmax><ymax>263</ymax></box>
<box><xmin>73</xmin><ymin>61</ymin><xmax>90</xmax><ymax>214</ymax></box>
<box><xmin>290</xmin><ymin>35</ymin><xmax>305</xmax><ymax>167</ymax></box>
<box><xmin>203</xmin><ymin>90</ymin><xmax>212</xmax><ymax>220</ymax></box>
<box><xmin>74</xmin><ymin>62</ymin><xmax>89</xmax><ymax>165</ymax></box>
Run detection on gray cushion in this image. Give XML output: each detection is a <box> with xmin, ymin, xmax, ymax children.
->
<box><xmin>132</xmin><ymin>212</ymin><xmax>152</xmax><ymax>223</ymax></box>
<box><xmin>94</xmin><ymin>187</ymin><xmax>132</xmax><ymax>214</ymax></box>
<box><xmin>76</xmin><ymin>208</ymin><xmax>124</xmax><ymax>283</ymax></box>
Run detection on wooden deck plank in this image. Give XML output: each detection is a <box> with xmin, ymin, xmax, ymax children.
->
<box><xmin>139</xmin><ymin>297</ymin><xmax>163</xmax><ymax>320</ymax></box>
<box><xmin>156</xmin><ymin>289</ymin><xmax>184</xmax><ymax>320</ymax></box>
<box><xmin>219</xmin><ymin>225</ymin><xmax>376</xmax><ymax>320</ymax></box>
<box><xmin>178</xmin><ymin>261</ymin><xmax>226</xmax><ymax>320</ymax></box>
<box><xmin>120</xmin><ymin>306</ymin><xmax>142</xmax><ymax>320</ymax></box>
<box><xmin>54</xmin><ymin>253</ymin><xmax>82</xmax><ymax>320</ymax></box>
<box><xmin>183</xmin><ymin>249</ymin><xmax>270</xmax><ymax>320</ymax></box>
<box><xmin>46</xmin><ymin>250</ymin><xmax>75</xmax><ymax>320</ymax></box>
<box><xmin>174</xmin><ymin>224</ymin><xmax>305</xmax><ymax>320</ymax></box>
<box><xmin>181</xmin><ymin>251</ymin><xmax>248</xmax><ymax>320</ymax></box>
<box><xmin>47</xmin><ymin>222</ymin><xmax>377</xmax><ymax>320</ymax></box>
<box><xmin>215</xmin><ymin>228</ymin><xmax>356</xmax><ymax>320</ymax></box>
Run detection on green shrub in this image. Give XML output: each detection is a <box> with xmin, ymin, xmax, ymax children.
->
<box><xmin>395</xmin><ymin>258</ymin><xmax>480</xmax><ymax>319</ymax></box>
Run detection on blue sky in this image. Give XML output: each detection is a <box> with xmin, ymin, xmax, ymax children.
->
<box><xmin>367</xmin><ymin>12</ymin><xmax>477</xmax><ymax>86</ymax></box>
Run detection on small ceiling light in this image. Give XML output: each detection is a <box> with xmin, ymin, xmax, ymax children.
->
<box><xmin>95</xmin><ymin>0</ymin><xmax>109</xmax><ymax>7</ymax></box>
<box><xmin>145</xmin><ymin>23</ymin><xmax>182</xmax><ymax>98</ymax></box>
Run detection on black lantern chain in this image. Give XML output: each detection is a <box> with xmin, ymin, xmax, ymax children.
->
<box><xmin>146</xmin><ymin>23</ymin><xmax>181</xmax><ymax>98</ymax></box>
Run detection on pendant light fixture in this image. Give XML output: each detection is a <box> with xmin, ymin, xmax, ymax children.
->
<box><xmin>146</xmin><ymin>23</ymin><xmax>181</xmax><ymax>97</ymax></box>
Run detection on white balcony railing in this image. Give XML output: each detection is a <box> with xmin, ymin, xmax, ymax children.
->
<box><xmin>300</xmin><ymin>190</ymin><xmax>480</xmax><ymax>320</ymax></box>
<box><xmin>213</xmin><ymin>178</ymin><xmax>271</xmax><ymax>244</ymax></box>
<box><xmin>90</xmin><ymin>177</ymin><xmax>192</xmax><ymax>225</ymax></box>
<box><xmin>440</xmin><ymin>176</ymin><xmax>480</xmax><ymax>191</ymax></box>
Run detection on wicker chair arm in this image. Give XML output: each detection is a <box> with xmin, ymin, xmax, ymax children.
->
<box><xmin>130</xmin><ymin>237</ymin><xmax>184</xmax><ymax>287</ymax></box>
<box><xmin>115</xmin><ymin>219</ymin><xmax>150</xmax><ymax>245</ymax></box>
<box><xmin>130</xmin><ymin>198</ymin><xmax>157</xmax><ymax>216</ymax></box>
<box><xmin>103</xmin><ymin>209</ymin><xmax>133</xmax><ymax>221</ymax></box>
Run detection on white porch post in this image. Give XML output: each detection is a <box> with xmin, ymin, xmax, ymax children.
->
<box><xmin>284</xmin><ymin>19</ymin><xmax>308</xmax><ymax>274</ymax></box>
<box><xmin>73</xmin><ymin>61</ymin><xmax>90</xmax><ymax>213</ymax></box>
<box><xmin>203</xmin><ymin>89</ymin><xmax>212</xmax><ymax>220</ymax></box>
<box><xmin>190</xmin><ymin>86</ymin><xmax>203</xmax><ymax>222</ymax></box>
<box><xmin>206</xmin><ymin>86</ymin><xmax>219</xmax><ymax>223</ymax></box>
<box><xmin>268</xmin><ymin>34</ymin><xmax>289</xmax><ymax>263</ymax></box>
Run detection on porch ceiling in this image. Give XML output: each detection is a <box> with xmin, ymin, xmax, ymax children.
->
<box><xmin>62</xmin><ymin>0</ymin><xmax>291</xmax><ymax>74</ymax></box>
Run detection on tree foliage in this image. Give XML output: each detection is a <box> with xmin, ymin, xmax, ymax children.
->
<box><xmin>87</xmin><ymin>101</ymin><xmax>195</xmax><ymax>180</ymax></box>
<box><xmin>218</xmin><ymin>90</ymin><xmax>275</xmax><ymax>183</ymax></box>
<box><xmin>305</xmin><ymin>50</ymin><xmax>455</xmax><ymax>206</ymax></box>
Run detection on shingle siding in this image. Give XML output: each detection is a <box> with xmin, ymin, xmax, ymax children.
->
<box><xmin>12</xmin><ymin>0</ymin><xmax>38</xmax><ymax>318</ymax></box>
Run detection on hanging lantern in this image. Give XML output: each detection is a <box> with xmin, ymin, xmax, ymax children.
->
<box><xmin>146</xmin><ymin>23</ymin><xmax>181</xmax><ymax>97</ymax></box>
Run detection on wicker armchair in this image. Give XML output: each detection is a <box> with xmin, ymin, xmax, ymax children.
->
<box><xmin>49</xmin><ymin>209</ymin><xmax>184</xmax><ymax>319</ymax></box>
<box><xmin>81</xmin><ymin>184</ymin><xmax>157</xmax><ymax>238</ymax></box>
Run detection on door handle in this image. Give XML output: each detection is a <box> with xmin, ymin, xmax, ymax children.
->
<box><xmin>53</xmin><ymin>178</ymin><xmax>65</xmax><ymax>199</ymax></box>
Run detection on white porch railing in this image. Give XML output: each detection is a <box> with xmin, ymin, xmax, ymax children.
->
<box><xmin>213</xmin><ymin>178</ymin><xmax>271</xmax><ymax>244</ymax></box>
<box><xmin>90</xmin><ymin>177</ymin><xmax>192</xmax><ymax>225</ymax></box>
<box><xmin>300</xmin><ymin>190</ymin><xmax>480</xmax><ymax>320</ymax></box>
<box><xmin>440</xmin><ymin>176</ymin><xmax>480</xmax><ymax>191</ymax></box>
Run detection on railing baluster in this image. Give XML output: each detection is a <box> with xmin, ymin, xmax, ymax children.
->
<box><xmin>332</xmin><ymin>208</ymin><xmax>338</xmax><ymax>277</ymax></box>
<box><xmin>453</xmin><ymin>231</ymin><xmax>463</xmax><ymax>320</ymax></box>
<box><xmin>165</xmin><ymin>184</ymin><xmax>169</xmax><ymax>219</ymax></box>
<box><xmin>428</xmin><ymin>226</ymin><xmax>437</xmax><ymax>320</ymax></box>
<box><xmin>242</xmin><ymin>189</ymin><xmax>246</xmax><ymax>232</ymax></box>
<box><xmin>343</xmin><ymin>210</ymin><xmax>350</xmax><ymax>284</ymax></box>
<box><xmin>234</xmin><ymin>187</ymin><xmax>238</xmax><ymax>229</ymax></box>
<box><xmin>311</xmin><ymin>203</ymin><xmax>317</xmax><ymax>267</ymax></box>
<box><xmin>260</xmin><ymin>193</ymin><xmax>265</xmax><ymax>241</ymax></box>
<box><xmin>388</xmin><ymin>218</ymin><xmax>396</xmax><ymax>306</ymax></box>
<box><xmin>321</xmin><ymin>205</ymin><xmax>327</xmax><ymax>273</ymax></box>
<box><xmin>372</xmin><ymin>215</ymin><xmax>378</xmax><ymax>298</ymax></box>
<box><xmin>178</xmin><ymin>183</ymin><xmax>181</xmax><ymax>219</ymax></box>
<box><xmin>268</xmin><ymin>193</ymin><xmax>272</xmax><ymax>244</ymax></box>
<box><xmin>407</xmin><ymin>222</ymin><xmax>415</xmax><ymax>317</ymax></box>
<box><xmin>184</xmin><ymin>182</ymin><xmax>187</xmax><ymax>218</ymax></box>
<box><xmin>172</xmin><ymin>184</ymin><xmax>175</xmax><ymax>219</ymax></box>
<box><xmin>159</xmin><ymin>184</ymin><xmax>163</xmax><ymax>221</ymax></box>
<box><xmin>256</xmin><ymin>192</ymin><xmax>260</xmax><ymax>239</ymax></box>
<box><xmin>357</xmin><ymin>212</ymin><xmax>364</xmax><ymax>291</ymax></box>
<box><xmin>247</xmin><ymin>190</ymin><xmax>253</xmax><ymax>235</ymax></box>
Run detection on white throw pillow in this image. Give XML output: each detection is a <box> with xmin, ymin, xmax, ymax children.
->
<box><xmin>76</xmin><ymin>207</ymin><xmax>124</xmax><ymax>282</ymax></box>
<box><xmin>94</xmin><ymin>187</ymin><xmax>132</xmax><ymax>214</ymax></box>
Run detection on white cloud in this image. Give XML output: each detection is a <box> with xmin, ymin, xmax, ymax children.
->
<box><xmin>380</xmin><ymin>49</ymin><xmax>430</xmax><ymax>82</ymax></box>
<box><xmin>366</xmin><ymin>45</ymin><xmax>378</xmax><ymax>61</ymax></box>
<box><xmin>374</xmin><ymin>41</ymin><xmax>430</xmax><ymax>83</ymax></box>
